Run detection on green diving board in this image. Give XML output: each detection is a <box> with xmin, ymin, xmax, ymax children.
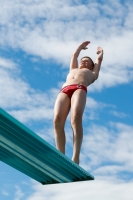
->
<box><xmin>0</xmin><ymin>108</ymin><xmax>94</xmax><ymax>185</ymax></box>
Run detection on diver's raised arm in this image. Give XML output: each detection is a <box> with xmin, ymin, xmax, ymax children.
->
<box><xmin>70</xmin><ymin>41</ymin><xmax>90</xmax><ymax>71</ymax></box>
<box><xmin>92</xmin><ymin>46</ymin><xmax>103</xmax><ymax>80</ymax></box>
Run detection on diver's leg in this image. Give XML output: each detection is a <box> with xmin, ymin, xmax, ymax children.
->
<box><xmin>71</xmin><ymin>89</ymin><xmax>86</xmax><ymax>164</ymax></box>
<box><xmin>53</xmin><ymin>93</ymin><xmax>70</xmax><ymax>154</ymax></box>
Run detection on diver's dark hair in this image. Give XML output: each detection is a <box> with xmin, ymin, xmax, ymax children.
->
<box><xmin>81</xmin><ymin>56</ymin><xmax>94</xmax><ymax>69</ymax></box>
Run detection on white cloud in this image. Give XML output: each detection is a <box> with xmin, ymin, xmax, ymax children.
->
<box><xmin>10</xmin><ymin>107</ymin><xmax>54</xmax><ymax>123</ymax></box>
<box><xmin>37</xmin><ymin>127</ymin><xmax>55</xmax><ymax>146</ymax></box>
<box><xmin>25</xmin><ymin>178</ymin><xmax>133</xmax><ymax>200</ymax></box>
<box><xmin>0</xmin><ymin>57</ymin><xmax>17</xmax><ymax>69</ymax></box>
<box><xmin>14</xmin><ymin>185</ymin><xmax>24</xmax><ymax>200</ymax></box>
<box><xmin>1</xmin><ymin>190</ymin><xmax>9</xmax><ymax>196</ymax></box>
<box><xmin>0</xmin><ymin>57</ymin><xmax>59</xmax><ymax>122</ymax></box>
<box><xmin>86</xmin><ymin>97</ymin><xmax>99</xmax><ymax>108</ymax></box>
<box><xmin>84</xmin><ymin>96</ymin><xmax>114</xmax><ymax>120</ymax></box>
<box><xmin>110</xmin><ymin>110</ymin><xmax>128</xmax><ymax>118</ymax></box>
<box><xmin>80</xmin><ymin>123</ymin><xmax>133</xmax><ymax>176</ymax></box>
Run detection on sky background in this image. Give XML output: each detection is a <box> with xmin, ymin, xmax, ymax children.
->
<box><xmin>0</xmin><ymin>0</ymin><xmax>133</xmax><ymax>199</ymax></box>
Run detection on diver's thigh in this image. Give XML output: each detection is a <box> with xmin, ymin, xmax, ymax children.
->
<box><xmin>71</xmin><ymin>89</ymin><xmax>86</xmax><ymax>117</ymax></box>
<box><xmin>54</xmin><ymin>93</ymin><xmax>71</xmax><ymax>121</ymax></box>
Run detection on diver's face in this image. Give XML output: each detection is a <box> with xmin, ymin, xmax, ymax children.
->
<box><xmin>79</xmin><ymin>58</ymin><xmax>93</xmax><ymax>70</ymax></box>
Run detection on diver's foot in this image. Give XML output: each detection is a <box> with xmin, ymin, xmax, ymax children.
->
<box><xmin>72</xmin><ymin>157</ymin><xmax>79</xmax><ymax>165</ymax></box>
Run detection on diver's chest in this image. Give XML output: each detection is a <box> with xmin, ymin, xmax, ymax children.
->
<box><xmin>74</xmin><ymin>69</ymin><xmax>90</xmax><ymax>78</ymax></box>
<box><xmin>67</xmin><ymin>69</ymin><xmax>91</xmax><ymax>79</ymax></box>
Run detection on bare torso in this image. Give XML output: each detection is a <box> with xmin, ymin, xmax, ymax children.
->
<box><xmin>62</xmin><ymin>68</ymin><xmax>95</xmax><ymax>88</ymax></box>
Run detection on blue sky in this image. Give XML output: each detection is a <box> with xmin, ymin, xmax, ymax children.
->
<box><xmin>0</xmin><ymin>0</ymin><xmax>133</xmax><ymax>199</ymax></box>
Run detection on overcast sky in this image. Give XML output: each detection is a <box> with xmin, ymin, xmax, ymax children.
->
<box><xmin>0</xmin><ymin>0</ymin><xmax>133</xmax><ymax>200</ymax></box>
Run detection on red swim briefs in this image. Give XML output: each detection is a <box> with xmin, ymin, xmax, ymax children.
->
<box><xmin>60</xmin><ymin>84</ymin><xmax>87</xmax><ymax>98</ymax></box>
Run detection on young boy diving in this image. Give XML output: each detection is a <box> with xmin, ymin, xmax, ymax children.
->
<box><xmin>53</xmin><ymin>41</ymin><xmax>103</xmax><ymax>164</ymax></box>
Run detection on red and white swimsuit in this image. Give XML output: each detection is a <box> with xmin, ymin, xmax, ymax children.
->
<box><xmin>60</xmin><ymin>84</ymin><xmax>87</xmax><ymax>98</ymax></box>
